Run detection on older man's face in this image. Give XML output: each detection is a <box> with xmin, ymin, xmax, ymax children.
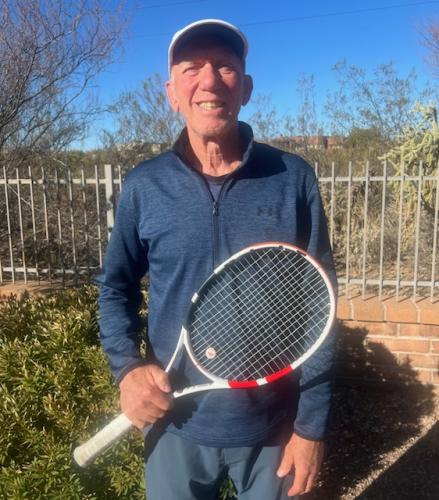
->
<box><xmin>166</xmin><ymin>37</ymin><xmax>252</xmax><ymax>141</ymax></box>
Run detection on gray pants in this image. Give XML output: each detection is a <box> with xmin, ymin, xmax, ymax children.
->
<box><xmin>144</xmin><ymin>430</ymin><xmax>297</xmax><ymax>500</ymax></box>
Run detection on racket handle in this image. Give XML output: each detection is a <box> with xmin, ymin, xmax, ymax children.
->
<box><xmin>73</xmin><ymin>413</ymin><xmax>133</xmax><ymax>467</ymax></box>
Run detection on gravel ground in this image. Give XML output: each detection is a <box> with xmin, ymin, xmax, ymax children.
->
<box><xmin>305</xmin><ymin>382</ymin><xmax>439</xmax><ymax>500</ymax></box>
<box><xmin>301</xmin><ymin>321</ymin><xmax>439</xmax><ymax>500</ymax></box>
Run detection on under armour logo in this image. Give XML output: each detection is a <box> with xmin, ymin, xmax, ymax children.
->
<box><xmin>257</xmin><ymin>206</ymin><xmax>274</xmax><ymax>217</ymax></box>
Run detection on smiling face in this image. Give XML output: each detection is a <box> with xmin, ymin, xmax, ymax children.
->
<box><xmin>166</xmin><ymin>36</ymin><xmax>253</xmax><ymax>142</ymax></box>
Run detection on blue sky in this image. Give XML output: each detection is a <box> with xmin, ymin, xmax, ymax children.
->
<box><xmin>82</xmin><ymin>0</ymin><xmax>439</xmax><ymax>148</ymax></box>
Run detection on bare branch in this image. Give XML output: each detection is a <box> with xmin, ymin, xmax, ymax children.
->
<box><xmin>0</xmin><ymin>0</ymin><xmax>126</xmax><ymax>168</ymax></box>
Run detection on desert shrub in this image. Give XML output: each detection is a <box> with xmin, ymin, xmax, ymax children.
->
<box><xmin>0</xmin><ymin>286</ymin><xmax>144</xmax><ymax>499</ymax></box>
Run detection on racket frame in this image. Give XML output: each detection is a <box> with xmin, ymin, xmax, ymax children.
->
<box><xmin>178</xmin><ymin>242</ymin><xmax>336</xmax><ymax>393</ymax></box>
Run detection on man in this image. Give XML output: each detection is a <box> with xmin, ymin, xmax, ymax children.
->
<box><xmin>98</xmin><ymin>19</ymin><xmax>336</xmax><ymax>499</ymax></box>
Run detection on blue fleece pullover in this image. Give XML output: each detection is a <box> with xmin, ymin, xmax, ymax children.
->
<box><xmin>97</xmin><ymin>123</ymin><xmax>337</xmax><ymax>446</ymax></box>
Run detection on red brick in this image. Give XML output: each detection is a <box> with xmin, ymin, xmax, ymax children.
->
<box><xmin>365</xmin><ymin>336</ymin><xmax>395</xmax><ymax>351</ymax></box>
<box><xmin>398</xmin><ymin>353</ymin><xmax>439</xmax><ymax>369</ymax></box>
<box><xmin>415</xmin><ymin>298</ymin><xmax>439</xmax><ymax>325</ymax></box>
<box><xmin>364</xmin><ymin>322</ymin><xmax>398</xmax><ymax>336</ymax></box>
<box><xmin>384</xmin><ymin>297</ymin><xmax>418</xmax><ymax>323</ymax></box>
<box><xmin>432</xmin><ymin>341</ymin><xmax>439</xmax><ymax>354</ymax></box>
<box><xmin>340</xmin><ymin>320</ymin><xmax>368</xmax><ymax>333</ymax></box>
<box><xmin>351</xmin><ymin>295</ymin><xmax>385</xmax><ymax>322</ymax></box>
<box><xmin>0</xmin><ymin>280</ymin><xmax>62</xmax><ymax>300</ymax></box>
<box><xmin>336</xmin><ymin>296</ymin><xmax>351</xmax><ymax>320</ymax></box>
<box><xmin>413</xmin><ymin>369</ymin><xmax>434</xmax><ymax>384</ymax></box>
<box><xmin>398</xmin><ymin>324</ymin><xmax>439</xmax><ymax>338</ymax></box>
<box><xmin>399</xmin><ymin>324</ymin><xmax>421</xmax><ymax>336</ymax></box>
<box><xmin>392</xmin><ymin>338</ymin><xmax>430</xmax><ymax>353</ymax></box>
<box><xmin>419</xmin><ymin>325</ymin><xmax>439</xmax><ymax>338</ymax></box>
<box><xmin>366</xmin><ymin>337</ymin><xmax>430</xmax><ymax>353</ymax></box>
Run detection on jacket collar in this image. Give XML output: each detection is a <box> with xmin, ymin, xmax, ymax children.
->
<box><xmin>172</xmin><ymin>121</ymin><xmax>255</xmax><ymax>173</ymax></box>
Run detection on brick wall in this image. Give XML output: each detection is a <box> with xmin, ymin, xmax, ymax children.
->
<box><xmin>337</xmin><ymin>295</ymin><xmax>439</xmax><ymax>390</ymax></box>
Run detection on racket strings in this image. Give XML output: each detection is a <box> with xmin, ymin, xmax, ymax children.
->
<box><xmin>191</xmin><ymin>249</ymin><xmax>328</xmax><ymax>378</ymax></box>
<box><xmin>207</xmin><ymin>271</ymin><xmax>328</xmax><ymax>379</ymax></box>
<box><xmin>191</xmin><ymin>250</ymin><xmax>311</xmax><ymax>333</ymax></box>
<box><xmin>202</xmin><ymin>266</ymin><xmax>323</xmax><ymax>374</ymax></box>
<box><xmin>194</xmin><ymin>251</ymin><xmax>326</xmax><ymax>346</ymax></box>
<box><xmin>188</xmin><ymin>247</ymin><xmax>331</xmax><ymax>381</ymax></box>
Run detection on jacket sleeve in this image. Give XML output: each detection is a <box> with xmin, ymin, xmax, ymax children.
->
<box><xmin>293</xmin><ymin>174</ymin><xmax>338</xmax><ymax>441</ymax></box>
<box><xmin>95</xmin><ymin>176</ymin><xmax>149</xmax><ymax>384</ymax></box>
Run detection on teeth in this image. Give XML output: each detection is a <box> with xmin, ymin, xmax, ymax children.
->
<box><xmin>199</xmin><ymin>102</ymin><xmax>222</xmax><ymax>110</ymax></box>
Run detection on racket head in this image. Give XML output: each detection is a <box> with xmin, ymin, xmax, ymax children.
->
<box><xmin>182</xmin><ymin>242</ymin><xmax>336</xmax><ymax>388</ymax></box>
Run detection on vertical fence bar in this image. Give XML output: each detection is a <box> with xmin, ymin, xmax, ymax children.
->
<box><xmin>345</xmin><ymin>161</ymin><xmax>353</xmax><ymax>297</ymax></box>
<box><xmin>104</xmin><ymin>164</ymin><xmax>115</xmax><ymax>242</ymax></box>
<box><xmin>3</xmin><ymin>167</ymin><xmax>15</xmax><ymax>282</ymax></box>
<box><xmin>117</xmin><ymin>164</ymin><xmax>122</xmax><ymax>205</ymax></box>
<box><xmin>95</xmin><ymin>165</ymin><xmax>103</xmax><ymax>269</ymax></box>
<box><xmin>396</xmin><ymin>162</ymin><xmax>404</xmax><ymax>300</ymax></box>
<box><xmin>431</xmin><ymin>163</ymin><xmax>439</xmax><ymax>301</ymax></box>
<box><xmin>362</xmin><ymin>162</ymin><xmax>370</xmax><ymax>298</ymax></box>
<box><xmin>55</xmin><ymin>168</ymin><xmax>65</xmax><ymax>283</ymax></box>
<box><xmin>81</xmin><ymin>166</ymin><xmax>90</xmax><ymax>277</ymax></box>
<box><xmin>329</xmin><ymin>162</ymin><xmax>335</xmax><ymax>249</ymax></box>
<box><xmin>41</xmin><ymin>166</ymin><xmax>52</xmax><ymax>282</ymax></box>
<box><xmin>15</xmin><ymin>168</ymin><xmax>27</xmax><ymax>283</ymax></box>
<box><xmin>378</xmin><ymin>161</ymin><xmax>387</xmax><ymax>299</ymax></box>
<box><xmin>28</xmin><ymin>166</ymin><xmax>40</xmax><ymax>282</ymax></box>
<box><xmin>67</xmin><ymin>167</ymin><xmax>77</xmax><ymax>281</ymax></box>
<box><xmin>413</xmin><ymin>162</ymin><xmax>423</xmax><ymax>300</ymax></box>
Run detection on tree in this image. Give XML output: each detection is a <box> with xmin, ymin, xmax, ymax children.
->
<box><xmin>248</xmin><ymin>93</ymin><xmax>284</xmax><ymax>143</ymax></box>
<box><xmin>325</xmin><ymin>60</ymin><xmax>432</xmax><ymax>140</ymax></box>
<box><xmin>294</xmin><ymin>74</ymin><xmax>320</xmax><ymax>148</ymax></box>
<box><xmin>380</xmin><ymin>103</ymin><xmax>438</xmax><ymax>215</ymax></box>
<box><xmin>102</xmin><ymin>73</ymin><xmax>184</xmax><ymax>165</ymax></box>
<box><xmin>0</xmin><ymin>0</ymin><xmax>125</xmax><ymax>169</ymax></box>
<box><xmin>422</xmin><ymin>19</ymin><xmax>439</xmax><ymax>78</ymax></box>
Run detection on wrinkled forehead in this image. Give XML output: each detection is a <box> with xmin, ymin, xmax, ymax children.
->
<box><xmin>172</xmin><ymin>35</ymin><xmax>245</xmax><ymax>69</ymax></box>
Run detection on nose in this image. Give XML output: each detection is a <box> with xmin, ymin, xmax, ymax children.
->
<box><xmin>199</xmin><ymin>63</ymin><xmax>221</xmax><ymax>91</ymax></box>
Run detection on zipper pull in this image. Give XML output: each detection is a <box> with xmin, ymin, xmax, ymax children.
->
<box><xmin>212</xmin><ymin>201</ymin><xmax>219</xmax><ymax>216</ymax></box>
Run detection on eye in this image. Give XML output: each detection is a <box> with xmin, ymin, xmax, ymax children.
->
<box><xmin>218</xmin><ymin>64</ymin><xmax>235</xmax><ymax>75</ymax></box>
<box><xmin>183</xmin><ymin>65</ymin><xmax>201</xmax><ymax>76</ymax></box>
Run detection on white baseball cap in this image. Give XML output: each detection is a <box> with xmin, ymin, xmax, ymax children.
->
<box><xmin>168</xmin><ymin>19</ymin><xmax>248</xmax><ymax>74</ymax></box>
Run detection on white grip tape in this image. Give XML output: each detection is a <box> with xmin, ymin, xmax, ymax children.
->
<box><xmin>73</xmin><ymin>413</ymin><xmax>133</xmax><ymax>467</ymax></box>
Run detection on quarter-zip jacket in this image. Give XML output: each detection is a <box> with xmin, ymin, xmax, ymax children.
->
<box><xmin>97</xmin><ymin>123</ymin><xmax>337</xmax><ymax>446</ymax></box>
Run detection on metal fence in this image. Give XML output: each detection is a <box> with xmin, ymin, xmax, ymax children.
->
<box><xmin>1</xmin><ymin>162</ymin><xmax>438</xmax><ymax>301</ymax></box>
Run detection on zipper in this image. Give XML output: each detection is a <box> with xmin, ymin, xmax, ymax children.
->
<box><xmin>179</xmin><ymin>159</ymin><xmax>233</xmax><ymax>269</ymax></box>
<box><xmin>210</xmin><ymin>181</ymin><xmax>228</xmax><ymax>268</ymax></box>
<box><xmin>212</xmin><ymin>199</ymin><xmax>220</xmax><ymax>267</ymax></box>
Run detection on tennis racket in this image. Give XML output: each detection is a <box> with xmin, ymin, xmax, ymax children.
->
<box><xmin>73</xmin><ymin>242</ymin><xmax>336</xmax><ymax>467</ymax></box>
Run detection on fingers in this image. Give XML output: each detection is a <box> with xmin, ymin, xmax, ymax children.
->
<box><xmin>287</xmin><ymin>467</ymin><xmax>313</xmax><ymax>497</ymax></box>
<box><xmin>279</xmin><ymin>433</ymin><xmax>324</xmax><ymax>497</ymax></box>
<box><xmin>148</xmin><ymin>364</ymin><xmax>172</xmax><ymax>394</ymax></box>
<box><xmin>119</xmin><ymin>364</ymin><xmax>173</xmax><ymax>429</ymax></box>
<box><xmin>276</xmin><ymin>441</ymin><xmax>294</xmax><ymax>478</ymax></box>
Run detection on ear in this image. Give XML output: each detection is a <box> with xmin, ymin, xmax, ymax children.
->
<box><xmin>241</xmin><ymin>75</ymin><xmax>253</xmax><ymax>106</ymax></box>
<box><xmin>166</xmin><ymin>79</ymin><xmax>179</xmax><ymax>113</ymax></box>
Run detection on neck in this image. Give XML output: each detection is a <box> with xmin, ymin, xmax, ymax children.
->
<box><xmin>185</xmin><ymin>125</ymin><xmax>243</xmax><ymax>176</ymax></box>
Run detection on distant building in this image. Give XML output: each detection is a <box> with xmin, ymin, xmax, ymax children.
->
<box><xmin>272</xmin><ymin>135</ymin><xmax>344</xmax><ymax>151</ymax></box>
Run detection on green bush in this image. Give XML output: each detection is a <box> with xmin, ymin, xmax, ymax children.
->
<box><xmin>0</xmin><ymin>286</ymin><xmax>144</xmax><ymax>499</ymax></box>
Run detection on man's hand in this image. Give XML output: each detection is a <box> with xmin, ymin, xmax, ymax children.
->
<box><xmin>119</xmin><ymin>364</ymin><xmax>173</xmax><ymax>429</ymax></box>
<box><xmin>276</xmin><ymin>432</ymin><xmax>324</xmax><ymax>497</ymax></box>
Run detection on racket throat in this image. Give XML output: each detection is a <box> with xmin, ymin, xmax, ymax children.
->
<box><xmin>173</xmin><ymin>380</ymin><xmax>229</xmax><ymax>398</ymax></box>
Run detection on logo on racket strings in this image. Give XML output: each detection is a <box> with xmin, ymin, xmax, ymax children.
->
<box><xmin>205</xmin><ymin>347</ymin><xmax>217</xmax><ymax>359</ymax></box>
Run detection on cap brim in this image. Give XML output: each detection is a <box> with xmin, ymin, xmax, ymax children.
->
<box><xmin>168</xmin><ymin>19</ymin><xmax>248</xmax><ymax>74</ymax></box>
